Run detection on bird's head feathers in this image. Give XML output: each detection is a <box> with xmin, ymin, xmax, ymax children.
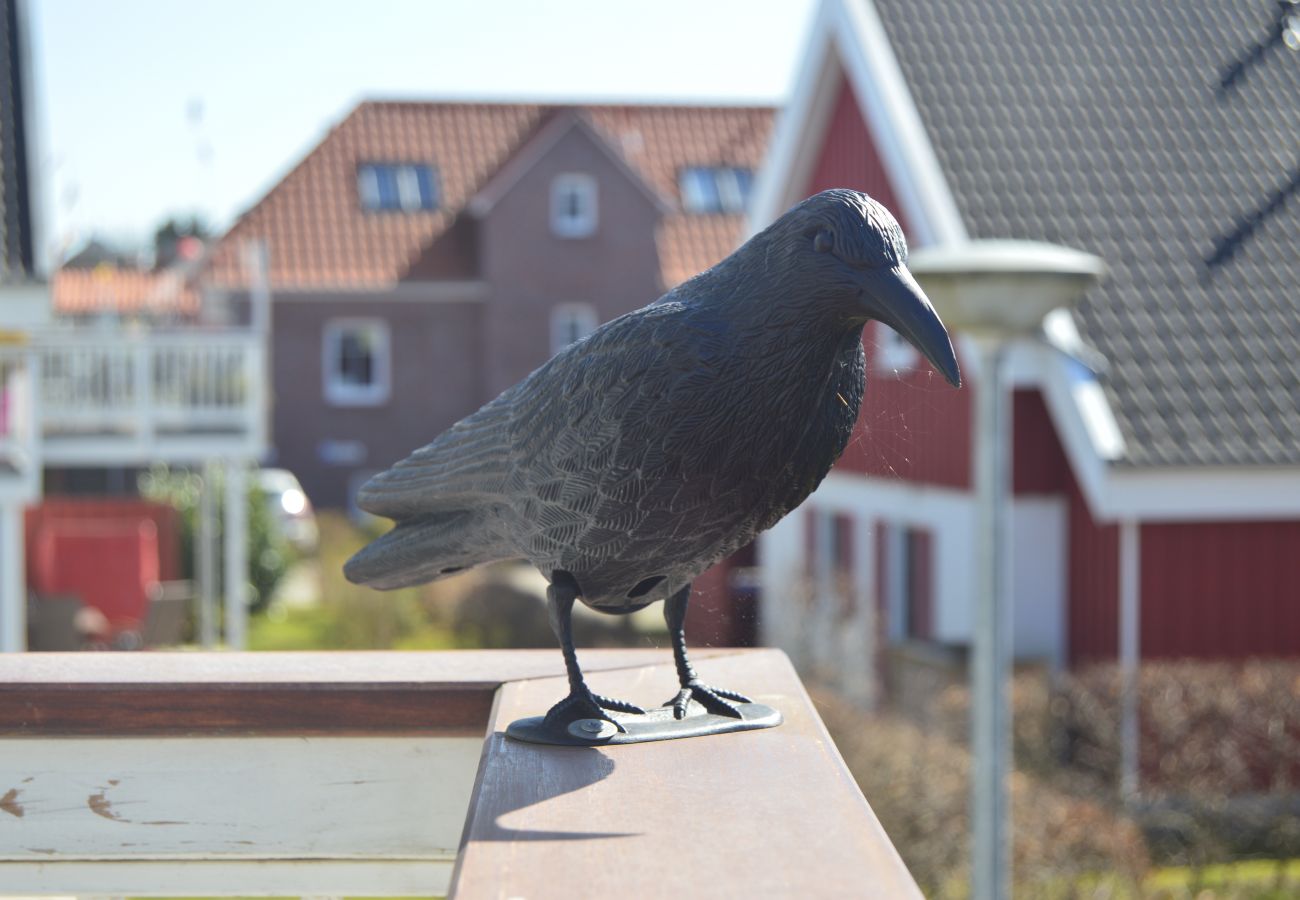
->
<box><xmin>748</xmin><ymin>189</ymin><xmax>961</xmax><ymax>387</ymax></box>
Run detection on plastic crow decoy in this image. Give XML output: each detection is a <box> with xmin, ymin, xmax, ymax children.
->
<box><xmin>346</xmin><ymin>189</ymin><xmax>961</xmax><ymax>737</ymax></box>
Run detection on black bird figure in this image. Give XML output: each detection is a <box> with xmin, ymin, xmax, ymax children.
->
<box><xmin>345</xmin><ymin>189</ymin><xmax>961</xmax><ymax>736</ymax></box>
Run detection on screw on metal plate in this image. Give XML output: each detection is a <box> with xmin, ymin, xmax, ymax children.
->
<box><xmin>568</xmin><ymin>718</ymin><xmax>618</xmax><ymax>740</ymax></box>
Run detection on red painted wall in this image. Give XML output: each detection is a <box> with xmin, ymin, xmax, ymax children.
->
<box><xmin>1141</xmin><ymin>521</ymin><xmax>1300</xmax><ymax>660</ymax></box>
<box><xmin>1013</xmin><ymin>390</ymin><xmax>1070</xmax><ymax>495</ymax></box>
<box><xmin>1067</xmin><ymin>471</ymin><xmax>1120</xmax><ymax>666</ymax></box>
<box><xmin>805</xmin><ymin>75</ymin><xmax>974</xmax><ymax>489</ymax></box>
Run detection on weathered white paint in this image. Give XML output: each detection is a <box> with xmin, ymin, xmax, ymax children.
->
<box><xmin>0</xmin><ymin>859</ymin><xmax>452</xmax><ymax>897</ymax></box>
<box><xmin>197</xmin><ymin>461</ymin><xmax>218</xmax><ymax>649</ymax></box>
<box><xmin>0</xmin><ymin>736</ymin><xmax>481</xmax><ymax>861</ymax></box>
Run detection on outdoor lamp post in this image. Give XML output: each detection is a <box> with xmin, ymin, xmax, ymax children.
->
<box><xmin>911</xmin><ymin>241</ymin><xmax>1103</xmax><ymax>900</ymax></box>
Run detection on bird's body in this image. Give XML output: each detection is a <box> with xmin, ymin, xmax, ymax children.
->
<box><xmin>346</xmin><ymin>189</ymin><xmax>960</xmax><ymax>736</ymax></box>
<box><xmin>347</xmin><ymin>266</ymin><xmax>865</xmax><ymax>611</ymax></box>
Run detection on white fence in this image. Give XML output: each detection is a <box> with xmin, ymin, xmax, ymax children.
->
<box><xmin>1</xmin><ymin>331</ymin><xmax>267</xmax><ymax>466</ymax></box>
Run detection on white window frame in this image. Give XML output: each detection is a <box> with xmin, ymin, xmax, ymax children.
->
<box><xmin>550</xmin><ymin>302</ymin><xmax>599</xmax><ymax>355</ymax></box>
<box><xmin>357</xmin><ymin>167</ymin><xmax>381</xmax><ymax>210</ymax></box>
<box><xmin>874</xmin><ymin>322</ymin><xmax>919</xmax><ymax>376</ymax></box>
<box><xmin>550</xmin><ymin>173</ymin><xmax>598</xmax><ymax>238</ymax></box>
<box><xmin>322</xmin><ymin>318</ymin><xmax>391</xmax><ymax>407</ymax></box>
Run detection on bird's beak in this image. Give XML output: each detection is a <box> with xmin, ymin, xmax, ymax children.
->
<box><xmin>859</xmin><ymin>265</ymin><xmax>962</xmax><ymax>388</ymax></box>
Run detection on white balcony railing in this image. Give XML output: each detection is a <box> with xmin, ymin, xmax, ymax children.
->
<box><xmin>2</xmin><ymin>330</ymin><xmax>267</xmax><ymax>466</ymax></box>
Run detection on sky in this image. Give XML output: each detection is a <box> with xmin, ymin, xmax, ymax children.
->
<box><xmin>27</xmin><ymin>0</ymin><xmax>817</xmax><ymax>261</ymax></box>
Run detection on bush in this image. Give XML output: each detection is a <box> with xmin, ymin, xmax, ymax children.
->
<box><xmin>812</xmin><ymin>686</ymin><xmax>1150</xmax><ymax>897</ymax></box>
<box><xmin>138</xmin><ymin>464</ymin><xmax>293</xmax><ymax>617</ymax></box>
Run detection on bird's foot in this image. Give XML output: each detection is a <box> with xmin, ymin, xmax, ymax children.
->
<box><xmin>543</xmin><ymin>687</ymin><xmax>646</xmax><ymax>735</ymax></box>
<box><xmin>666</xmin><ymin>680</ymin><xmax>753</xmax><ymax>720</ymax></box>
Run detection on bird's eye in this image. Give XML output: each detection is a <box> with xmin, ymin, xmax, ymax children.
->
<box><xmin>813</xmin><ymin>228</ymin><xmax>834</xmax><ymax>253</ymax></box>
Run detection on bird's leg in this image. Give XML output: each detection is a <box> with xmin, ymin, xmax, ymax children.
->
<box><xmin>542</xmin><ymin>572</ymin><xmax>645</xmax><ymax>734</ymax></box>
<box><xmin>663</xmin><ymin>584</ymin><xmax>752</xmax><ymax>720</ymax></box>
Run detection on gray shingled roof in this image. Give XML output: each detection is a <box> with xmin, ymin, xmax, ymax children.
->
<box><xmin>874</xmin><ymin>0</ymin><xmax>1300</xmax><ymax>467</ymax></box>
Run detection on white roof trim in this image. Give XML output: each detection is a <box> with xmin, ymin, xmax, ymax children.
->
<box><xmin>1036</xmin><ymin>341</ymin><xmax>1300</xmax><ymax>522</ymax></box>
<box><xmin>748</xmin><ymin>0</ymin><xmax>966</xmax><ymax>246</ymax></box>
<box><xmin>834</xmin><ymin>0</ymin><xmax>966</xmax><ymax>246</ymax></box>
<box><xmin>751</xmin><ymin>0</ymin><xmax>1298</xmax><ymax>522</ymax></box>
<box><xmin>746</xmin><ymin>0</ymin><xmax>841</xmax><ymax>237</ymax></box>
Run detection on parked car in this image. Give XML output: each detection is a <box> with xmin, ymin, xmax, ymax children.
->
<box><xmin>257</xmin><ymin>468</ymin><xmax>319</xmax><ymax>555</ymax></box>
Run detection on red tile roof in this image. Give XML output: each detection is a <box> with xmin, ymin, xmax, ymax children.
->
<box><xmin>206</xmin><ymin>100</ymin><xmax>774</xmax><ymax>291</ymax></box>
<box><xmin>53</xmin><ymin>265</ymin><xmax>200</xmax><ymax>317</ymax></box>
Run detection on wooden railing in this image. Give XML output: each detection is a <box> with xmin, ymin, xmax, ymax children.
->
<box><xmin>0</xmin><ymin>649</ymin><xmax>921</xmax><ymax>898</ymax></box>
<box><xmin>2</xmin><ymin>330</ymin><xmax>267</xmax><ymax>466</ymax></box>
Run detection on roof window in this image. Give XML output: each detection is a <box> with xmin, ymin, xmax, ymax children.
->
<box><xmin>679</xmin><ymin>167</ymin><xmax>753</xmax><ymax>214</ymax></box>
<box><xmin>357</xmin><ymin>163</ymin><xmax>438</xmax><ymax>212</ymax></box>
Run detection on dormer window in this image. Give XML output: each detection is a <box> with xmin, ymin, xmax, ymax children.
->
<box><xmin>550</xmin><ymin>174</ymin><xmax>598</xmax><ymax>238</ymax></box>
<box><xmin>679</xmin><ymin>167</ymin><xmax>753</xmax><ymax>214</ymax></box>
<box><xmin>550</xmin><ymin>303</ymin><xmax>598</xmax><ymax>355</ymax></box>
<box><xmin>357</xmin><ymin>163</ymin><xmax>438</xmax><ymax>212</ymax></box>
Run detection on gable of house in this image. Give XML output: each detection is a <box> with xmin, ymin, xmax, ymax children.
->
<box><xmin>206</xmin><ymin>101</ymin><xmax>774</xmax><ymax>294</ymax></box>
<box><xmin>874</xmin><ymin>0</ymin><xmax>1300</xmax><ymax>470</ymax></box>
<box><xmin>470</xmin><ymin>111</ymin><xmax>668</xmax><ymax>396</ymax></box>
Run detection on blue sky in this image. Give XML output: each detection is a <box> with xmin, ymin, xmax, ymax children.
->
<box><xmin>29</xmin><ymin>0</ymin><xmax>816</xmax><ymax>258</ymax></box>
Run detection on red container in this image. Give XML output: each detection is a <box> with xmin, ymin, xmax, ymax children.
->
<box><xmin>30</xmin><ymin>519</ymin><xmax>160</xmax><ymax>631</ymax></box>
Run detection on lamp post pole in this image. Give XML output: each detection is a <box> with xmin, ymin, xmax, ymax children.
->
<box><xmin>911</xmin><ymin>240</ymin><xmax>1104</xmax><ymax>900</ymax></box>
<box><xmin>970</xmin><ymin>335</ymin><xmax>1011</xmax><ymax>900</ymax></box>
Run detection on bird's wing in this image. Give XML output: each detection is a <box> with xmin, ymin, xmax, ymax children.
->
<box><xmin>354</xmin><ymin>388</ymin><xmax>520</xmax><ymax>521</ymax></box>
<box><xmin>355</xmin><ymin>301</ymin><xmax>696</xmax><ymax>523</ymax></box>
<box><xmin>505</xmin><ymin>301</ymin><xmax>746</xmax><ymax>580</ymax></box>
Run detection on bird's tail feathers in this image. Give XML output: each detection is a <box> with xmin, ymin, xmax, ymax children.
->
<box><xmin>343</xmin><ymin>508</ymin><xmax>513</xmax><ymax>590</ymax></box>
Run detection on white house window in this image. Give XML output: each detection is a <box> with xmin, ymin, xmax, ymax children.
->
<box><xmin>874</xmin><ymin>322</ymin><xmax>919</xmax><ymax>376</ymax></box>
<box><xmin>357</xmin><ymin>163</ymin><xmax>438</xmax><ymax>212</ymax></box>
<box><xmin>551</xmin><ymin>303</ymin><xmax>599</xmax><ymax>355</ymax></box>
<box><xmin>679</xmin><ymin>167</ymin><xmax>754</xmax><ymax>214</ymax></box>
<box><xmin>550</xmin><ymin>174</ymin><xmax>598</xmax><ymax>238</ymax></box>
<box><xmin>323</xmin><ymin>318</ymin><xmax>390</xmax><ymax>406</ymax></box>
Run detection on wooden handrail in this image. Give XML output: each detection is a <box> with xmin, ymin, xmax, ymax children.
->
<box><xmin>0</xmin><ymin>648</ymin><xmax>920</xmax><ymax>898</ymax></box>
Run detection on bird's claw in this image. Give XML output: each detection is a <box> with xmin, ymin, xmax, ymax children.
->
<box><xmin>543</xmin><ymin>688</ymin><xmax>644</xmax><ymax>735</ymax></box>
<box><xmin>666</xmin><ymin>680</ymin><xmax>752</xmax><ymax>720</ymax></box>
<box><xmin>592</xmin><ymin>693</ymin><xmax>646</xmax><ymax>715</ymax></box>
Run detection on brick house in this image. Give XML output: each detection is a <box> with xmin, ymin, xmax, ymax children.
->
<box><xmin>750</xmin><ymin>0</ymin><xmax>1300</xmax><ymax>693</ymax></box>
<box><xmin>205</xmin><ymin>101</ymin><xmax>774</xmax><ymax>512</ymax></box>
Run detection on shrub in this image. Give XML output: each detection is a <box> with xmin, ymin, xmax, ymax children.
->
<box><xmin>812</xmin><ymin>686</ymin><xmax>1150</xmax><ymax>897</ymax></box>
<box><xmin>138</xmin><ymin>464</ymin><xmax>292</xmax><ymax>617</ymax></box>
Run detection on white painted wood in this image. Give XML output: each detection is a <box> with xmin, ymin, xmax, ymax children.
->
<box><xmin>792</xmin><ymin>473</ymin><xmax>978</xmax><ymax>646</ymax></box>
<box><xmin>834</xmin><ymin>0</ymin><xmax>968</xmax><ymax>246</ymax></box>
<box><xmin>0</xmin><ymin>502</ymin><xmax>24</xmax><ymax>652</ymax></box>
<box><xmin>0</xmin><ymin>737</ymin><xmax>481</xmax><ymax>861</ymax></box>
<box><xmin>222</xmin><ymin>461</ymin><xmax>249</xmax><ymax>649</ymax></box>
<box><xmin>1010</xmin><ymin>496</ymin><xmax>1068</xmax><ymax>669</ymax></box>
<box><xmin>1119</xmin><ymin>518</ymin><xmax>1141</xmax><ymax>801</ymax></box>
<box><xmin>0</xmin><ymin>859</ymin><xmax>451</xmax><ymax>897</ymax></box>
<box><xmin>25</xmin><ymin>331</ymin><xmax>265</xmax><ymax>466</ymax></box>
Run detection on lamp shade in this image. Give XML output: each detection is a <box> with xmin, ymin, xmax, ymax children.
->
<box><xmin>910</xmin><ymin>240</ymin><xmax>1104</xmax><ymax>337</ymax></box>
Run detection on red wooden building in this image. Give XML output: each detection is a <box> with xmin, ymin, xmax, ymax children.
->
<box><xmin>750</xmin><ymin>0</ymin><xmax>1300</xmax><ymax>678</ymax></box>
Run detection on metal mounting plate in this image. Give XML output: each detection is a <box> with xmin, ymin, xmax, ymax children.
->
<box><xmin>505</xmin><ymin>701</ymin><xmax>782</xmax><ymax>747</ymax></box>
